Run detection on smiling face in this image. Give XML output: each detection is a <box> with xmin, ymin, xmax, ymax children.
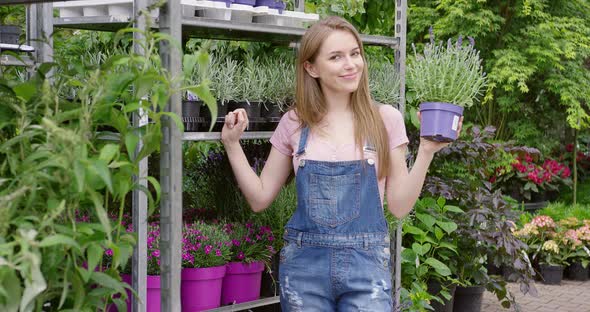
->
<box><xmin>304</xmin><ymin>30</ymin><xmax>365</xmax><ymax>96</ymax></box>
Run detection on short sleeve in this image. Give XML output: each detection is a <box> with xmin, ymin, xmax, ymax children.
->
<box><xmin>270</xmin><ymin>110</ymin><xmax>299</xmax><ymax>156</ymax></box>
<box><xmin>379</xmin><ymin>105</ymin><xmax>409</xmax><ymax>149</ymax></box>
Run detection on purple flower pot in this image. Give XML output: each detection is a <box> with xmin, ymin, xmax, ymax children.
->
<box><xmin>181</xmin><ymin>266</ymin><xmax>226</xmax><ymax>311</ymax></box>
<box><xmin>235</xmin><ymin>0</ymin><xmax>256</xmax><ymax>5</ymax></box>
<box><xmin>419</xmin><ymin>102</ymin><xmax>464</xmax><ymax>142</ymax></box>
<box><xmin>211</xmin><ymin>0</ymin><xmax>233</xmax><ymax>8</ymax></box>
<box><xmin>221</xmin><ymin>261</ymin><xmax>265</xmax><ymax>305</ymax></box>
<box><xmin>113</xmin><ymin>274</ymin><xmax>161</xmax><ymax>312</ymax></box>
<box><xmin>255</xmin><ymin>0</ymin><xmax>285</xmax><ymax>12</ymax></box>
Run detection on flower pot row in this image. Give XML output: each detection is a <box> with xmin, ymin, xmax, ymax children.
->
<box><xmin>117</xmin><ymin>261</ymin><xmax>265</xmax><ymax>312</ymax></box>
<box><xmin>54</xmin><ymin>0</ymin><xmax>319</xmax><ymax>28</ymax></box>
<box><xmin>538</xmin><ymin>262</ymin><xmax>590</xmax><ymax>285</ymax></box>
<box><xmin>182</xmin><ymin>100</ymin><xmax>283</xmax><ymax>132</ymax></box>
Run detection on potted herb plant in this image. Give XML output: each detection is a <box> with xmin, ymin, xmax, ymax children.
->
<box><xmin>230</xmin><ymin>58</ymin><xmax>265</xmax><ymax>120</ymax></box>
<box><xmin>369</xmin><ymin>60</ymin><xmax>400</xmax><ymax>106</ymax></box>
<box><xmin>207</xmin><ymin>56</ymin><xmax>240</xmax><ymax>131</ymax></box>
<box><xmin>181</xmin><ymin>222</ymin><xmax>232</xmax><ymax>311</ymax></box>
<box><xmin>220</xmin><ymin>222</ymin><xmax>276</xmax><ymax>305</ymax></box>
<box><xmin>261</xmin><ymin>57</ymin><xmax>294</xmax><ymax>129</ymax></box>
<box><xmin>407</xmin><ymin>31</ymin><xmax>487</xmax><ymax>142</ymax></box>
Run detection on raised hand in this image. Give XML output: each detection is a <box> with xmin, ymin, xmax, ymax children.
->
<box><xmin>221</xmin><ymin>108</ymin><xmax>249</xmax><ymax>144</ymax></box>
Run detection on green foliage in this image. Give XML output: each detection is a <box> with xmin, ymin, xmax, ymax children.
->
<box><xmin>401</xmin><ymin>197</ymin><xmax>462</xmax><ymax>309</ymax></box>
<box><xmin>0</xmin><ymin>22</ymin><xmax>209</xmax><ymax>310</ymax></box>
<box><xmin>538</xmin><ymin>202</ymin><xmax>590</xmax><ymax>222</ymax></box>
<box><xmin>407</xmin><ymin>0</ymin><xmax>590</xmax><ymax>141</ymax></box>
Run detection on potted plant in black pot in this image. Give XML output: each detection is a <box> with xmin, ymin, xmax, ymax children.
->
<box><xmin>261</xmin><ymin>57</ymin><xmax>294</xmax><ymax>129</ymax></box>
<box><xmin>407</xmin><ymin>31</ymin><xmax>487</xmax><ymax>142</ymax></box>
<box><xmin>182</xmin><ymin>48</ymin><xmax>217</xmax><ymax>131</ymax></box>
<box><xmin>401</xmin><ymin>197</ymin><xmax>463</xmax><ymax>312</ymax></box>
<box><xmin>421</xmin><ymin>126</ymin><xmax>539</xmax><ymax>311</ymax></box>
<box><xmin>230</xmin><ymin>57</ymin><xmax>266</xmax><ymax>130</ymax></box>
<box><xmin>206</xmin><ymin>56</ymin><xmax>239</xmax><ymax>131</ymax></box>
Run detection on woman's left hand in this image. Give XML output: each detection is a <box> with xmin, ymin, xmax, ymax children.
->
<box><xmin>417</xmin><ymin>111</ymin><xmax>463</xmax><ymax>155</ymax></box>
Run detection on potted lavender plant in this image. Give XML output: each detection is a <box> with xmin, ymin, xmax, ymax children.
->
<box><xmin>408</xmin><ymin>31</ymin><xmax>487</xmax><ymax>142</ymax></box>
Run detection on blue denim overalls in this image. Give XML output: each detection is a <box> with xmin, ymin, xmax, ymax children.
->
<box><xmin>279</xmin><ymin>126</ymin><xmax>392</xmax><ymax>311</ymax></box>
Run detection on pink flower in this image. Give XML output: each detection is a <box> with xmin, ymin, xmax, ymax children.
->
<box><xmin>215</xmin><ymin>249</ymin><xmax>222</xmax><ymax>257</ymax></box>
<box><xmin>531</xmin><ymin>215</ymin><xmax>556</xmax><ymax>229</ymax></box>
<box><xmin>237</xmin><ymin>251</ymin><xmax>244</xmax><ymax>260</ymax></box>
<box><xmin>152</xmin><ymin>250</ymin><xmax>160</xmax><ymax>258</ymax></box>
<box><xmin>105</xmin><ymin>249</ymin><xmax>113</xmax><ymax>257</ymax></box>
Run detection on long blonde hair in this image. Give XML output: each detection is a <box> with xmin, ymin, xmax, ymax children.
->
<box><xmin>294</xmin><ymin>16</ymin><xmax>391</xmax><ymax>179</ymax></box>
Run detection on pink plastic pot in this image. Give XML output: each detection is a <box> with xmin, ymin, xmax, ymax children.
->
<box><xmin>221</xmin><ymin>261</ymin><xmax>265</xmax><ymax>305</ymax></box>
<box><xmin>181</xmin><ymin>265</ymin><xmax>226</xmax><ymax>311</ymax></box>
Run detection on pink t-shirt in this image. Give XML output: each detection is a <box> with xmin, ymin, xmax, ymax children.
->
<box><xmin>269</xmin><ymin>104</ymin><xmax>409</xmax><ymax>204</ymax></box>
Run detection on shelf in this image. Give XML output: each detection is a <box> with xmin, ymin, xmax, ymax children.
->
<box><xmin>183</xmin><ymin>131</ymin><xmax>273</xmax><ymax>141</ymax></box>
<box><xmin>205</xmin><ymin>296</ymin><xmax>280</xmax><ymax>312</ymax></box>
<box><xmin>0</xmin><ymin>54</ymin><xmax>34</xmax><ymax>67</ymax></box>
<box><xmin>54</xmin><ymin>15</ymin><xmax>136</xmax><ymax>32</ymax></box>
<box><xmin>181</xmin><ymin>17</ymin><xmax>399</xmax><ymax>47</ymax></box>
<box><xmin>54</xmin><ymin>16</ymin><xmax>399</xmax><ymax>47</ymax></box>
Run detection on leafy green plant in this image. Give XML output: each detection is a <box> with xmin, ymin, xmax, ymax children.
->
<box><xmin>0</xmin><ymin>21</ymin><xmax>211</xmax><ymax>310</ymax></box>
<box><xmin>401</xmin><ymin>197</ymin><xmax>463</xmax><ymax>308</ymax></box>
<box><xmin>407</xmin><ymin>33</ymin><xmax>487</xmax><ymax>108</ymax></box>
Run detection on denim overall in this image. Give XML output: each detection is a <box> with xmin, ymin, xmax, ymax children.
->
<box><xmin>279</xmin><ymin>126</ymin><xmax>393</xmax><ymax>312</ymax></box>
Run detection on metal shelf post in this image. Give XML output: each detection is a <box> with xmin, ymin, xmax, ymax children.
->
<box><xmin>393</xmin><ymin>1</ymin><xmax>408</xmax><ymax>310</ymax></box>
<box><xmin>158</xmin><ymin>1</ymin><xmax>183</xmax><ymax>311</ymax></box>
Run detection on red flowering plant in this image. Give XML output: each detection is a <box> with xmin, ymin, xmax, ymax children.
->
<box><xmin>223</xmin><ymin>222</ymin><xmax>276</xmax><ymax>264</ymax></box>
<box><xmin>492</xmin><ymin>151</ymin><xmax>572</xmax><ymax>202</ymax></box>
<box><xmin>181</xmin><ymin>222</ymin><xmax>232</xmax><ymax>268</ymax></box>
<box><xmin>561</xmin><ymin>143</ymin><xmax>590</xmax><ymax>179</ymax></box>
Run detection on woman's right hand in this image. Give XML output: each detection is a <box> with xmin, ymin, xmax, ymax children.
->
<box><xmin>221</xmin><ymin>108</ymin><xmax>249</xmax><ymax>145</ymax></box>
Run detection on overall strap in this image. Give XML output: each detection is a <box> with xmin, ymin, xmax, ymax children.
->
<box><xmin>295</xmin><ymin>126</ymin><xmax>310</xmax><ymax>156</ymax></box>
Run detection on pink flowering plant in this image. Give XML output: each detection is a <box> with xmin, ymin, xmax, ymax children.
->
<box><xmin>493</xmin><ymin>152</ymin><xmax>572</xmax><ymax>201</ymax></box>
<box><xmin>513</xmin><ymin>215</ymin><xmax>568</xmax><ymax>266</ymax></box>
<box><xmin>182</xmin><ymin>222</ymin><xmax>231</xmax><ymax>268</ymax></box>
<box><xmin>564</xmin><ymin>225</ymin><xmax>590</xmax><ymax>268</ymax></box>
<box><xmin>223</xmin><ymin>222</ymin><xmax>276</xmax><ymax>264</ymax></box>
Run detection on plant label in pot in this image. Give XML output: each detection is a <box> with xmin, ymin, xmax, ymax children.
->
<box><xmin>419</xmin><ymin>102</ymin><xmax>464</xmax><ymax>142</ymax></box>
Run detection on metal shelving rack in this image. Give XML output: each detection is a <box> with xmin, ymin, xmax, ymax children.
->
<box><xmin>5</xmin><ymin>0</ymin><xmax>407</xmax><ymax>311</ymax></box>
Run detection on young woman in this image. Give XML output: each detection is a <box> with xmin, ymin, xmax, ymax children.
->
<box><xmin>221</xmin><ymin>16</ymin><xmax>461</xmax><ymax>311</ymax></box>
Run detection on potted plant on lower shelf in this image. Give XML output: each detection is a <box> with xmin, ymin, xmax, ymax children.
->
<box><xmin>221</xmin><ymin>222</ymin><xmax>276</xmax><ymax>305</ymax></box>
<box><xmin>181</xmin><ymin>222</ymin><xmax>232</xmax><ymax>311</ymax></box>
<box><xmin>118</xmin><ymin>223</ymin><xmax>162</xmax><ymax>312</ymax></box>
<box><xmin>407</xmin><ymin>30</ymin><xmax>487</xmax><ymax>142</ymax></box>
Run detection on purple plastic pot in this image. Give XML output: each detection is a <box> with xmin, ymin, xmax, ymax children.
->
<box><xmin>211</xmin><ymin>0</ymin><xmax>233</xmax><ymax>8</ymax></box>
<box><xmin>255</xmin><ymin>0</ymin><xmax>285</xmax><ymax>12</ymax></box>
<box><xmin>181</xmin><ymin>266</ymin><xmax>226</xmax><ymax>311</ymax></box>
<box><xmin>112</xmin><ymin>274</ymin><xmax>161</xmax><ymax>312</ymax></box>
<box><xmin>419</xmin><ymin>102</ymin><xmax>464</xmax><ymax>142</ymax></box>
<box><xmin>235</xmin><ymin>0</ymin><xmax>256</xmax><ymax>5</ymax></box>
<box><xmin>221</xmin><ymin>261</ymin><xmax>265</xmax><ymax>305</ymax></box>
